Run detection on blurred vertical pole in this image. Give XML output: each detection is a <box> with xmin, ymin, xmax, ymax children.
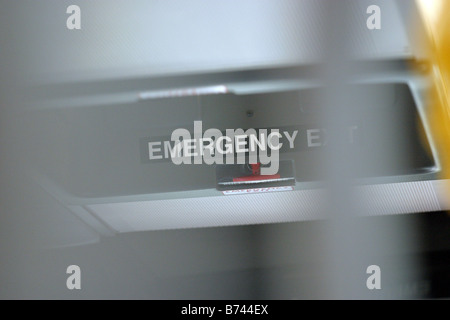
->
<box><xmin>259</xmin><ymin>0</ymin><xmax>423</xmax><ymax>299</ymax></box>
<box><xmin>318</xmin><ymin>0</ymin><xmax>365</xmax><ymax>299</ymax></box>
<box><xmin>318</xmin><ymin>0</ymin><xmax>420</xmax><ymax>299</ymax></box>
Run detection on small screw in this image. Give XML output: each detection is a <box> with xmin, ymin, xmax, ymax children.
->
<box><xmin>246</xmin><ymin>110</ymin><xmax>254</xmax><ymax>117</ymax></box>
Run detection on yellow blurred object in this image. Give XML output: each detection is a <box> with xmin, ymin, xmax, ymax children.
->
<box><xmin>417</xmin><ymin>0</ymin><xmax>450</xmax><ymax>181</ymax></box>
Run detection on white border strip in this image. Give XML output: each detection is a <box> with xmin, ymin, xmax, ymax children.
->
<box><xmin>85</xmin><ymin>180</ymin><xmax>445</xmax><ymax>233</ymax></box>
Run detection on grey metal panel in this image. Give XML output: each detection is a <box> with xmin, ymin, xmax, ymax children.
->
<box><xmin>10</xmin><ymin>0</ymin><xmax>412</xmax><ymax>84</ymax></box>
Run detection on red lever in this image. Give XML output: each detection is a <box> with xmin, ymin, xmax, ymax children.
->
<box><xmin>251</xmin><ymin>163</ymin><xmax>261</xmax><ymax>176</ymax></box>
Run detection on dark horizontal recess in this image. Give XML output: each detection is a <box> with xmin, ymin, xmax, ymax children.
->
<box><xmin>33</xmin><ymin>81</ymin><xmax>434</xmax><ymax>197</ymax></box>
